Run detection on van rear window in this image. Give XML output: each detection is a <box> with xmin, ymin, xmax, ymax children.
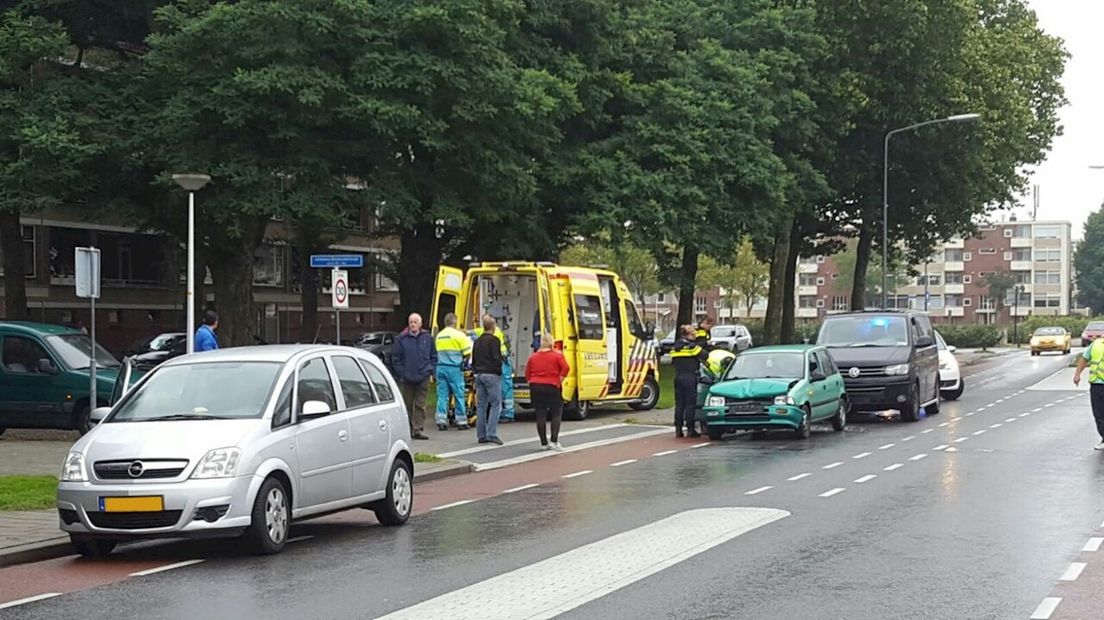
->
<box><xmin>574</xmin><ymin>295</ymin><xmax>605</xmax><ymax>340</ymax></box>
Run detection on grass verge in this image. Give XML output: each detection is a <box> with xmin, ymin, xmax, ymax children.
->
<box><xmin>0</xmin><ymin>476</ymin><xmax>57</xmax><ymax>511</ymax></box>
<box><xmin>414</xmin><ymin>452</ymin><xmax>444</xmax><ymax>464</ymax></box>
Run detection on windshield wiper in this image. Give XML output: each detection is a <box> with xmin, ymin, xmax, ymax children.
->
<box><xmin>143</xmin><ymin>414</ymin><xmax>230</xmax><ymax>421</ymax></box>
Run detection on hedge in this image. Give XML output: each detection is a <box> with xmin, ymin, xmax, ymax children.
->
<box><xmin>1007</xmin><ymin>315</ymin><xmax>1104</xmax><ymax>345</ymax></box>
<box><xmin>937</xmin><ymin>325</ymin><xmax>1002</xmax><ymax>349</ymax></box>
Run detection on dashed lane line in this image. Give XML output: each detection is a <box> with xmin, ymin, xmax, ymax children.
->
<box><xmin>653</xmin><ymin>450</ymin><xmax>679</xmax><ymax>457</ymax></box>
<box><xmin>562</xmin><ymin>470</ymin><xmax>593</xmax><ymax>479</ymax></box>
<box><xmin>819</xmin><ymin>488</ymin><xmax>846</xmax><ymax>498</ymax></box>
<box><xmin>129</xmin><ymin>559</ymin><xmax>206</xmax><ymax>577</ymax></box>
<box><xmin>432</xmin><ymin>499</ymin><xmax>476</xmax><ymax>511</ymax></box>
<box><xmin>787</xmin><ymin>473</ymin><xmax>811</xmax><ymax>481</ymax></box>
<box><xmin>939</xmin><ymin>422</ymin><xmax>951</xmax><ymax>427</ymax></box>
<box><xmin>503</xmin><ymin>483</ymin><xmax>540</xmax><ymax>494</ymax></box>
<box><xmin>1059</xmin><ymin>562</ymin><xmax>1087</xmax><ymax>582</ymax></box>
<box><xmin>0</xmin><ymin>593</ymin><xmax>62</xmax><ymax>611</ymax></box>
<box><xmin>902</xmin><ymin>436</ymin><xmax>916</xmax><ymax>442</ymax></box>
<box><xmin>823</xmin><ymin>462</ymin><xmax>843</xmax><ymax>470</ymax></box>
<box><xmin>932</xmin><ymin>445</ymin><xmax>948</xmax><ymax>451</ymax></box>
<box><xmin>973</xmin><ymin>430</ymin><xmax>987</xmax><ymax>436</ymax></box>
<box><xmin>854</xmin><ymin>475</ymin><xmax>877</xmax><ymax>484</ymax></box>
<box><xmin>853</xmin><ymin>452</ymin><xmax>872</xmax><ymax>459</ymax></box>
<box><xmin>878</xmin><ymin>443</ymin><xmax>896</xmax><ymax>450</ymax></box>
<box><xmin>990</xmin><ymin>423</ymin><xmax>1003</xmax><ymax>429</ymax></box>
<box><xmin>1021</xmin><ymin>412</ymin><xmax>1032</xmax><ymax>417</ymax></box>
<box><xmin>921</xmin><ymin>429</ymin><xmax>934</xmax><ymax>434</ymax></box>
<box><xmin>909</xmin><ymin>454</ymin><xmax>928</xmax><ymax>461</ymax></box>
<box><xmin>691</xmin><ymin>442</ymin><xmax>712</xmax><ymax>449</ymax></box>
<box><xmin>1083</xmin><ymin>537</ymin><xmax>1104</xmax><ymax>552</ymax></box>
<box><xmin>744</xmin><ymin>486</ymin><xmax>773</xmax><ymax>496</ymax></box>
<box><xmin>884</xmin><ymin>464</ymin><xmax>904</xmax><ymax>471</ymax></box>
<box><xmin>610</xmin><ymin>459</ymin><xmax>638</xmax><ymax>467</ymax></box>
<box><xmin>953</xmin><ymin>437</ymin><xmax>970</xmax><ymax>443</ymax></box>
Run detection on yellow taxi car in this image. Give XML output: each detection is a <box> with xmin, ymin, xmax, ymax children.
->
<box><xmin>1030</xmin><ymin>326</ymin><xmax>1071</xmax><ymax>356</ymax></box>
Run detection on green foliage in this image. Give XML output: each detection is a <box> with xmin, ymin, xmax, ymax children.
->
<box><xmin>560</xmin><ymin>237</ymin><xmax>660</xmax><ymax>301</ymax></box>
<box><xmin>1007</xmin><ymin>315</ymin><xmax>1101</xmax><ymax>345</ymax></box>
<box><xmin>833</xmin><ymin>242</ymin><xmax>911</xmax><ymax>305</ymax></box>
<box><xmin>1076</xmin><ymin>206</ymin><xmax>1104</xmax><ymax>314</ymax></box>
<box><xmin>983</xmin><ymin>271</ymin><xmax>1016</xmax><ymax>311</ymax></box>
<box><xmin>938</xmin><ymin>325</ymin><xmax>1002</xmax><ymax>350</ymax></box>
<box><xmin>0</xmin><ymin>475</ymin><xmax>56</xmax><ymax>511</ymax></box>
<box><xmin>698</xmin><ymin>241</ymin><xmax>770</xmax><ymax>317</ymax></box>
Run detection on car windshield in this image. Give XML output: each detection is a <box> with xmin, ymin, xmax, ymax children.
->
<box><xmin>1034</xmin><ymin>327</ymin><xmax>1065</xmax><ymax>336</ymax></box>
<box><xmin>711</xmin><ymin>326</ymin><xmax>736</xmax><ymax>338</ymax></box>
<box><xmin>1087</xmin><ymin>322</ymin><xmax>1104</xmax><ymax>331</ymax></box>
<box><xmin>935</xmin><ymin>332</ymin><xmax>947</xmax><ymax>351</ymax></box>
<box><xmin>47</xmin><ymin>334</ymin><xmax>120</xmax><ymax>369</ymax></box>
<box><xmin>358</xmin><ymin>333</ymin><xmax>389</xmax><ymax>345</ymax></box>
<box><xmin>818</xmin><ymin>316</ymin><xmax>910</xmax><ymax>347</ymax></box>
<box><xmin>146</xmin><ymin>334</ymin><xmax>183</xmax><ymax>352</ymax></box>
<box><xmin>725</xmin><ymin>352</ymin><xmax>805</xmax><ymax>380</ymax></box>
<box><xmin>109</xmin><ymin>361</ymin><xmax>282</xmax><ymax>422</ymax></box>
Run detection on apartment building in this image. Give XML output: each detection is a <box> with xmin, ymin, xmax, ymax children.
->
<box><xmin>0</xmin><ymin>207</ymin><xmax>402</xmax><ymax>354</ymax></box>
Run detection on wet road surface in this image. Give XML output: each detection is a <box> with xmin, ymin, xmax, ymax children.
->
<box><xmin>2</xmin><ymin>351</ymin><xmax>1101</xmax><ymax>619</ymax></box>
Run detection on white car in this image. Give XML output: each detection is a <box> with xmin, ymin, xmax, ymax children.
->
<box><xmin>935</xmin><ymin>331</ymin><xmax>963</xmax><ymax>400</ymax></box>
<box><xmin>710</xmin><ymin>325</ymin><xmax>753</xmax><ymax>352</ymax></box>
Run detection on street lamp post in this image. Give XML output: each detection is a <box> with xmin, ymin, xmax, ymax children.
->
<box><xmin>883</xmin><ymin>113</ymin><xmax>981</xmax><ymax>309</ymax></box>
<box><xmin>172</xmin><ymin>174</ymin><xmax>212</xmax><ymax>354</ymax></box>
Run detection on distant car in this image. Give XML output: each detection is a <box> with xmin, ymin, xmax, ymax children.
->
<box><xmin>1081</xmin><ymin>321</ymin><xmax>1104</xmax><ymax>345</ymax></box>
<box><xmin>935</xmin><ymin>331</ymin><xmax>963</xmax><ymax>400</ymax></box>
<box><xmin>1030</xmin><ymin>326</ymin><xmax>1071</xmax><ymax>356</ymax></box>
<box><xmin>57</xmin><ymin>345</ymin><xmax>413</xmax><ymax>558</ymax></box>
<box><xmin>702</xmin><ymin>345</ymin><xmax>847</xmax><ymax>440</ymax></box>
<box><xmin>658</xmin><ymin>329</ymin><xmax>677</xmax><ymax>356</ymax></box>
<box><xmin>710</xmin><ymin>324</ymin><xmax>753</xmax><ymax>352</ymax></box>
<box><xmin>124</xmin><ymin>332</ymin><xmax>186</xmax><ymax>365</ymax></box>
<box><xmin>354</xmin><ymin>331</ymin><xmax>397</xmax><ymax>366</ymax></box>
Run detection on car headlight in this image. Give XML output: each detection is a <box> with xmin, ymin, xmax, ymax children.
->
<box><xmin>707</xmin><ymin>395</ymin><xmax>726</xmax><ymax>407</ymax></box>
<box><xmin>773</xmin><ymin>395</ymin><xmax>795</xmax><ymax>405</ymax></box>
<box><xmin>61</xmin><ymin>451</ymin><xmax>87</xmax><ymax>482</ymax></box>
<box><xmin>884</xmin><ymin>364</ymin><xmax>910</xmax><ymax>376</ymax></box>
<box><xmin>191</xmin><ymin>448</ymin><xmax>243</xmax><ymax>479</ymax></box>
<box><xmin>1030</xmin><ymin>338</ymin><xmax>1040</xmax><ymax>345</ymax></box>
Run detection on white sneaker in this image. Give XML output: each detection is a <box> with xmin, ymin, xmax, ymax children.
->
<box><xmin>541</xmin><ymin>443</ymin><xmax>551</xmax><ymax>451</ymax></box>
<box><xmin>552</xmin><ymin>442</ymin><xmax>565</xmax><ymax>451</ymax></box>
<box><xmin>1095</xmin><ymin>441</ymin><xmax>1104</xmax><ymax>451</ymax></box>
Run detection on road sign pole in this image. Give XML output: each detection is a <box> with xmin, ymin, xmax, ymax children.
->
<box><xmin>336</xmin><ymin>307</ymin><xmax>341</xmax><ymax>345</ymax></box>
<box><xmin>76</xmin><ymin>247</ymin><xmax>101</xmax><ymax>414</ymax></box>
<box><xmin>90</xmin><ymin>293</ymin><xmax>96</xmax><ymax>410</ymax></box>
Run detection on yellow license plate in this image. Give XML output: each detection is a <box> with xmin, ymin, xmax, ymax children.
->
<box><xmin>100</xmin><ymin>496</ymin><xmax>164</xmax><ymax>512</ymax></box>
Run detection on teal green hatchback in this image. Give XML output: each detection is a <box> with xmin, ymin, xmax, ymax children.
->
<box><xmin>703</xmin><ymin>345</ymin><xmax>847</xmax><ymax>440</ymax></box>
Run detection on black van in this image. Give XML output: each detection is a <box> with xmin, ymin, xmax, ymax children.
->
<box><xmin>816</xmin><ymin>310</ymin><xmax>940</xmax><ymax>421</ymax></box>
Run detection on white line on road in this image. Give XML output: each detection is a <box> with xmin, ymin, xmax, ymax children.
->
<box><xmin>653</xmin><ymin>450</ymin><xmax>679</xmax><ymax>457</ymax></box>
<box><xmin>129</xmin><ymin>559</ymin><xmax>206</xmax><ymax>577</ymax></box>
<box><xmin>1028</xmin><ymin>595</ymin><xmax>1064</xmax><ymax>617</ymax></box>
<box><xmin>1005</xmin><ymin>418</ymin><xmax>1017</xmax><ymax>423</ymax></box>
<box><xmin>909</xmin><ymin>454</ymin><xmax>928</xmax><ymax>461</ymax></box>
<box><xmin>1045</xmin><ymin>403</ymin><xmax>1055</xmax><ymax>408</ymax></box>
<box><xmin>375</xmin><ymin>508</ymin><xmax>790</xmax><ymax>620</ymax></box>
<box><xmin>853</xmin><ymin>452</ymin><xmax>872</xmax><ymax>459</ymax></box>
<box><xmin>823</xmin><ymin>462</ymin><xmax>843</xmax><ymax>470</ymax></box>
<box><xmin>939</xmin><ymin>422</ymin><xmax>951</xmax><ymax>427</ymax></box>
<box><xmin>0</xmin><ymin>593</ymin><xmax>62</xmax><ymax>611</ymax></box>
<box><xmin>503</xmin><ymin>483</ymin><xmax>540</xmax><ymax>494</ymax></box>
<box><xmin>921</xmin><ymin>429</ymin><xmax>934</xmax><ymax>434</ymax></box>
<box><xmin>1033</xmin><ymin>407</ymin><xmax>1043</xmax><ymax>412</ymax></box>
<box><xmin>902</xmin><ymin>436</ymin><xmax>916</xmax><ymax>442</ymax></box>
<box><xmin>432</xmin><ymin>500</ymin><xmax>476</xmax><ymax>511</ymax></box>
<box><xmin>744</xmin><ymin>486</ymin><xmax>773</xmax><ymax>496</ymax></box>
<box><xmin>1021</xmin><ymin>412</ymin><xmax>1032</xmax><ymax>417</ymax></box>
<box><xmin>1084</xmin><ymin>537</ymin><xmax>1104</xmax><ymax>552</ymax></box>
<box><xmin>854</xmin><ymin>475</ymin><xmax>877</xmax><ymax>483</ymax></box>
<box><xmin>965</xmin><ymin>412</ymin><xmax>976</xmax><ymax>417</ymax></box>
<box><xmin>563</xmin><ymin>470</ymin><xmax>593</xmax><ymax>479</ymax></box>
<box><xmin>691</xmin><ymin>442</ymin><xmax>712</xmax><ymax>449</ymax></box>
<box><xmin>951</xmin><ymin>417</ymin><xmax>960</xmax><ymax>421</ymax></box>
<box><xmin>787</xmin><ymin>473</ymin><xmax>811</xmax><ymax>481</ymax></box>
<box><xmin>610</xmin><ymin>459</ymin><xmax>638</xmax><ymax>467</ymax></box>
<box><xmin>932</xmin><ymin>445</ymin><xmax>948</xmax><ymax>451</ymax></box>
<box><xmin>973</xmin><ymin>430</ymin><xmax>987</xmax><ymax>436</ymax></box>
<box><xmin>953</xmin><ymin>437</ymin><xmax>969</xmax><ymax>443</ymax></box>
<box><xmin>1060</xmin><ymin>562</ymin><xmax>1087</xmax><ymax>581</ymax></box>
<box><xmin>287</xmin><ymin>535</ymin><xmax>316</xmax><ymax>544</ymax></box>
<box><xmin>819</xmin><ymin>488</ymin><xmax>846</xmax><ymax>498</ymax></box>
<box><xmin>884</xmin><ymin>464</ymin><xmax>904</xmax><ymax>471</ymax></box>
<box><xmin>878</xmin><ymin>443</ymin><xmax>896</xmax><ymax>450</ymax></box>
<box><xmin>990</xmin><ymin>423</ymin><xmax>1003</xmax><ymax>429</ymax></box>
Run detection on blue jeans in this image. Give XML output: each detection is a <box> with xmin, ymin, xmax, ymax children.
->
<box><xmin>475</xmin><ymin>373</ymin><xmax>503</xmax><ymax>440</ymax></box>
<box><xmin>435</xmin><ymin>365</ymin><xmax>466</xmax><ymax>425</ymax></box>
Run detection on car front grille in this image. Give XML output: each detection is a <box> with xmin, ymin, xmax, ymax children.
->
<box><xmin>724</xmin><ymin>399</ymin><xmax>772</xmax><ymax>414</ymax></box>
<box><xmin>87</xmin><ymin>510</ymin><xmax>183</xmax><ymax>530</ymax></box>
<box><xmin>93</xmin><ymin>460</ymin><xmax>188</xmax><ymax>480</ymax></box>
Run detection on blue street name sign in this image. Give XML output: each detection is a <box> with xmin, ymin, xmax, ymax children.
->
<box><xmin>310</xmin><ymin>254</ymin><xmax>364</xmax><ymax>269</ymax></box>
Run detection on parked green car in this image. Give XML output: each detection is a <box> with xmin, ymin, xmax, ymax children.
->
<box><xmin>703</xmin><ymin>345</ymin><xmax>848</xmax><ymax>440</ymax></box>
<box><xmin>0</xmin><ymin>321</ymin><xmax>120</xmax><ymax>435</ymax></box>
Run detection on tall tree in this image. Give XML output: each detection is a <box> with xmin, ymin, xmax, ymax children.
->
<box><xmin>1075</xmin><ymin>205</ymin><xmax>1104</xmax><ymax>315</ymax></box>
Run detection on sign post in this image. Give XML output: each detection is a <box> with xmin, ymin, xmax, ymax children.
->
<box><xmin>75</xmin><ymin>247</ymin><xmax>101</xmax><ymax>411</ymax></box>
<box><xmin>332</xmin><ymin>268</ymin><xmax>349</xmax><ymax>344</ymax></box>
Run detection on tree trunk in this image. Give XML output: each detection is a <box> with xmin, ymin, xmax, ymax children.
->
<box><xmin>675</xmin><ymin>245</ymin><xmax>700</xmax><ymax>327</ymax></box>
<box><xmin>851</xmin><ymin>205</ymin><xmax>877</xmax><ymax>311</ymax></box>
<box><xmin>0</xmin><ymin>209</ymin><xmax>29</xmax><ymax>321</ymax></box>
<box><xmin>781</xmin><ymin>222</ymin><xmax>800</xmax><ymax>344</ymax></box>
<box><xmin>764</xmin><ymin>211</ymin><xmax>794</xmax><ymax>345</ymax></box>
<box><xmin>206</xmin><ymin>216</ymin><xmax>266</xmax><ymax>347</ymax></box>
<box><xmin>398</xmin><ymin>222</ymin><xmax>442</xmax><ymax>320</ymax></box>
<box><xmin>299</xmin><ymin>257</ymin><xmax>319</xmax><ymax>343</ymax></box>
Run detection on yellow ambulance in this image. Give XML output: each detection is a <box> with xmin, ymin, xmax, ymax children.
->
<box><xmin>430</xmin><ymin>262</ymin><xmax>660</xmax><ymax>419</ymax></box>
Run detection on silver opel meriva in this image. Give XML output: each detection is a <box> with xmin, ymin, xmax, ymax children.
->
<box><xmin>57</xmin><ymin>345</ymin><xmax>413</xmax><ymax>557</ymax></box>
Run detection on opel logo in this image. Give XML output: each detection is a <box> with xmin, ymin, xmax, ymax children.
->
<box><xmin>848</xmin><ymin>367</ymin><xmax>861</xmax><ymax>378</ymax></box>
<box><xmin>127</xmin><ymin>461</ymin><xmax>145</xmax><ymax>478</ymax></box>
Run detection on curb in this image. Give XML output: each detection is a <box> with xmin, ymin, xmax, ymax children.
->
<box><xmin>0</xmin><ymin>460</ymin><xmax>476</xmax><ymax>570</ymax></box>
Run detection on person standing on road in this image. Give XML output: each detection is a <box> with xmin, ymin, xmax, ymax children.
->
<box><xmin>671</xmin><ymin>324</ymin><xmax>708</xmax><ymax>438</ymax></box>
<box><xmin>473</xmin><ymin>314</ymin><xmax>505</xmax><ymax>445</ymax></box>
<box><xmin>435</xmin><ymin>313</ymin><xmax>473</xmax><ymax>431</ymax></box>
<box><xmin>1073</xmin><ymin>337</ymin><xmax>1104</xmax><ymax>450</ymax></box>
<box><xmin>526</xmin><ymin>332</ymin><xmax>570</xmax><ymax>451</ymax></box>
<box><xmin>476</xmin><ymin>320</ymin><xmax>515</xmax><ymax>424</ymax></box>
<box><xmin>195</xmin><ymin>311</ymin><xmax>220</xmax><ymax>352</ymax></box>
<box><xmin>392</xmin><ymin>313</ymin><xmax>436</xmax><ymax>440</ymax></box>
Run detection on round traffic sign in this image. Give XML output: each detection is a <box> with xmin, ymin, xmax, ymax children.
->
<box><xmin>334</xmin><ymin>278</ymin><xmax>348</xmax><ymax>304</ymax></box>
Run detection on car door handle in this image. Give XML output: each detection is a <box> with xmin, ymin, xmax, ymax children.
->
<box><xmin>338</xmin><ymin>430</ymin><xmax>349</xmax><ymax>441</ymax></box>
<box><xmin>379</xmin><ymin>420</ymin><xmax>387</xmax><ymax>431</ymax></box>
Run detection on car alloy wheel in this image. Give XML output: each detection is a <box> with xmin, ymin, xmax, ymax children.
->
<box><xmin>265</xmin><ymin>487</ymin><xmax>289</xmax><ymax>545</ymax></box>
<box><xmin>392</xmin><ymin>464</ymin><xmax>412</xmax><ymax>518</ymax></box>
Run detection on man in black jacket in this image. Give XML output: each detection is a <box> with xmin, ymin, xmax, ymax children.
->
<box><xmin>472</xmin><ymin>314</ymin><xmax>505</xmax><ymax>445</ymax></box>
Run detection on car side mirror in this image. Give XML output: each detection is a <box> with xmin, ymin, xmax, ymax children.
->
<box><xmin>89</xmin><ymin>406</ymin><xmax>111</xmax><ymax>426</ymax></box>
<box><xmin>699</xmin><ymin>375</ymin><xmax>715</xmax><ymax>386</ymax></box>
<box><xmin>811</xmin><ymin>370</ymin><xmax>826</xmax><ymax>382</ymax></box>
<box><xmin>300</xmin><ymin>400</ymin><xmax>331</xmax><ymax>419</ymax></box>
<box><xmin>37</xmin><ymin>358</ymin><xmax>58</xmax><ymax>375</ymax></box>
<box><xmin>915</xmin><ymin>336</ymin><xmax>934</xmax><ymax>348</ymax></box>
<box><xmin>948</xmin><ymin>345</ymin><xmax>957</xmax><ymax>353</ymax></box>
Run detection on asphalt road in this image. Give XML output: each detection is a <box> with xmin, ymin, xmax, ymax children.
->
<box><xmin>3</xmin><ymin>350</ymin><xmax>1100</xmax><ymax>620</ymax></box>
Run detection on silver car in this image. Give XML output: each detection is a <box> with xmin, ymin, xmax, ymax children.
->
<box><xmin>57</xmin><ymin>345</ymin><xmax>413</xmax><ymax>558</ymax></box>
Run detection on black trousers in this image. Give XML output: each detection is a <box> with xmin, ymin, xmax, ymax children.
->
<box><xmin>532</xmin><ymin>383</ymin><xmax>563</xmax><ymax>444</ymax></box>
<box><xmin>1090</xmin><ymin>384</ymin><xmax>1104</xmax><ymax>440</ymax></box>
<box><xmin>674</xmin><ymin>373</ymin><xmax>698</xmax><ymax>430</ymax></box>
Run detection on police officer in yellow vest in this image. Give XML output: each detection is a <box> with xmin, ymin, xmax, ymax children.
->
<box><xmin>435</xmin><ymin>313</ymin><xmax>473</xmax><ymax>431</ymax></box>
<box><xmin>671</xmin><ymin>325</ymin><xmax>709</xmax><ymax>438</ymax></box>
<box><xmin>1074</xmin><ymin>338</ymin><xmax>1104</xmax><ymax>450</ymax></box>
<box><xmin>695</xmin><ymin>317</ymin><xmax>715</xmax><ymax>351</ymax></box>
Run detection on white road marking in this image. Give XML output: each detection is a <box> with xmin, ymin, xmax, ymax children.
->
<box><xmin>939</xmin><ymin>422</ymin><xmax>951</xmax><ymax>427</ymax></box>
<box><xmin>503</xmin><ymin>483</ymin><xmax>540</xmax><ymax>494</ymax></box>
<box><xmin>610</xmin><ymin>459</ymin><xmax>638</xmax><ymax>467</ymax></box>
<box><xmin>819</xmin><ymin>488</ymin><xmax>846</xmax><ymax>498</ymax></box>
<box><xmin>744</xmin><ymin>486</ymin><xmax>773</xmax><ymax>496</ymax></box>
<box><xmin>1045</xmin><ymin>403</ymin><xmax>1055</xmax><ymax>408</ymax></box>
<box><xmin>996</xmin><ymin>398</ymin><xmax>1005</xmax><ymax>403</ymax></box>
<box><xmin>1005</xmin><ymin>418</ymin><xmax>1017</xmax><ymax>423</ymax></box>
<box><xmin>823</xmin><ymin>462</ymin><xmax>843</xmax><ymax>470</ymax></box>
<box><xmin>902</xmin><ymin>436</ymin><xmax>916</xmax><ymax>442</ymax></box>
<box><xmin>853</xmin><ymin>452</ymin><xmax>871</xmax><ymax>459</ymax></box>
<box><xmin>1028</xmin><ymin>595</ymin><xmax>1064</xmax><ymax>617</ymax></box>
<box><xmin>563</xmin><ymin>470</ymin><xmax>593</xmax><ymax>479</ymax></box>
<box><xmin>1033</xmin><ymin>407</ymin><xmax>1043</xmax><ymax>412</ymax></box>
<box><xmin>878</xmin><ymin>443</ymin><xmax>896</xmax><ymax>450</ymax></box>
<box><xmin>932</xmin><ymin>445</ymin><xmax>948</xmax><ymax>451</ymax></box>
<box><xmin>691</xmin><ymin>442</ymin><xmax>712</xmax><ymax>449</ymax></box>
<box><xmin>1060</xmin><ymin>562</ymin><xmax>1087</xmax><ymax>581</ymax></box>
<box><xmin>950</xmin><ymin>417</ymin><xmax>961</xmax><ymax>421</ymax></box>
<box><xmin>884</xmin><ymin>464</ymin><xmax>904</xmax><ymax>471</ymax></box>
<box><xmin>287</xmin><ymin>535</ymin><xmax>315</xmax><ymax>544</ymax></box>
<box><xmin>990</xmin><ymin>423</ymin><xmax>1003</xmax><ymax>429</ymax></box>
<box><xmin>973</xmin><ymin>430</ymin><xmax>987</xmax><ymax>436</ymax></box>
<box><xmin>965</xmin><ymin>412</ymin><xmax>976</xmax><ymax>417</ymax></box>
<box><xmin>953</xmin><ymin>437</ymin><xmax>969</xmax><ymax>443</ymax></box>
<box><xmin>129</xmin><ymin>559</ymin><xmax>206</xmax><ymax>577</ymax></box>
<box><xmin>921</xmin><ymin>429</ymin><xmax>934</xmax><ymax>434</ymax></box>
<box><xmin>1084</xmin><ymin>537</ymin><xmax>1104</xmax><ymax>552</ymax></box>
<box><xmin>909</xmin><ymin>454</ymin><xmax>928</xmax><ymax>461</ymax></box>
<box><xmin>787</xmin><ymin>473</ymin><xmax>811</xmax><ymax>481</ymax></box>
<box><xmin>653</xmin><ymin>450</ymin><xmax>679</xmax><ymax>457</ymax></box>
<box><xmin>432</xmin><ymin>500</ymin><xmax>476</xmax><ymax>511</ymax></box>
<box><xmin>0</xmin><ymin>593</ymin><xmax>62</xmax><ymax>610</ymax></box>
<box><xmin>375</xmin><ymin>508</ymin><xmax>789</xmax><ymax>620</ymax></box>
<box><xmin>1021</xmin><ymin>412</ymin><xmax>1032</xmax><ymax>417</ymax></box>
<box><xmin>945</xmin><ymin>447</ymin><xmax>959</xmax><ymax>453</ymax></box>
<box><xmin>854</xmin><ymin>475</ymin><xmax>877</xmax><ymax>484</ymax></box>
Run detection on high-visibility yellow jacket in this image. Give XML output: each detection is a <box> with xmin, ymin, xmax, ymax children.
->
<box><xmin>435</xmin><ymin>326</ymin><xmax>472</xmax><ymax>367</ymax></box>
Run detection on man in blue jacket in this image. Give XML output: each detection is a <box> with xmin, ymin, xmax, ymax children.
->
<box><xmin>391</xmin><ymin>313</ymin><xmax>436</xmax><ymax>440</ymax></box>
<box><xmin>195</xmin><ymin>311</ymin><xmax>219</xmax><ymax>352</ymax></box>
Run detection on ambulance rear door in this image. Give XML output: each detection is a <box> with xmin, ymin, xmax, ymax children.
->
<box><xmin>430</xmin><ymin>266</ymin><xmax>467</xmax><ymax>331</ymax></box>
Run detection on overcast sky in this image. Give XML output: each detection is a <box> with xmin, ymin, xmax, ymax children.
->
<box><xmin>1015</xmin><ymin>1</ymin><xmax>1104</xmax><ymax>238</ymax></box>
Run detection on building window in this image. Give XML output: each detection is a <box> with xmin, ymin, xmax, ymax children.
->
<box><xmin>1011</xmin><ymin>271</ymin><xmax>1031</xmax><ymax>284</ymax></box>
<box><xmin>1012</xmin><ymin>224</ymin><xmax>1031</xmax><ymax>238</ymax></box>
<box><xmin>831</xmin><ymin>296</ymin><xmax>849</xmax><ymax>312</ymax></box>
<box><xmin>945</xmin><ymin>294</ymin><xmax>963</xmax><ymax>308</ymax></box>
<box><xmin>816</xmin><ymin>298</ymin><xmax>826</xmax><ymax>308</ymax></box>
<box><xmin>1034</xmin><ymin>225</ymin><xmax>1062</xmax><ymax>239</ymax></box>
<box><xmin>916</xmin><ymin>274</ymin><xmax>942</xmax><ymax>287</ymax></box>
<box><xmin>0</xmin><ymin>226</ymin><xmax>36</xmax><ymax>279</ymax></box>
<box><xmin>799</xmin><ymin>295</ymin><xmax>818</xmax><ymax>309</ymax></box>
<box><xmin>714</xmin><ymin>299</ymin><xmax>723</xmax><ymax>309</ymax></box>
<box><xmin>963</xmin><ymin>252</ymin><xmax>972</xmax><ymax>262</ymax></box>
<box><xmin>978</xmin><ymin>248</ymin><xmax>997</xmax><ymax>255</ymax></box>
<box><xmin>798</xmin><ymin>256</ymin><xmax>818</xmax><ymax>265</ymax></box>
<box><xmin>944</xmin><ymin>248</ymin><xmax>964</xmax><ymax>262</ymax></box>
<box><xmin>1011</xmin><ymin>248</ymin><xmax>1032</xmax><ymax>262</ymax></box>
<box><xmin>927</xmin><ymin>295</ymin><xmax>945</xmax><ymax>309</ymax></box>
<box><xmin>657</xmin><ymin>293</ymin><xmax>665</xmax><ymax>303</ymax></box>
<box><xmin>1033</xmin><ymin>294</ymin><xmax>1061</xmax><ymax>308</ymax></box>
<box><xmin>945</xmin><ymin>272</ymin><xmax>964</xmax><ymax>284</ymax></box>
<box><xmin>816</xmin><ymin>277</ymin><xmax>825</xmax><ymax>286</ymax></box>
<box><xmin>963</xmin><ymin>275</ymin><xmax>972</xmax><ymax>284</ymax></box>
<box><xmin>253</xmin><ymin>243</ymin><xmax>286</xmax><ymax>287</ymax></box>
<box><xmin>887</xmin><ymin>295</ymin><xmax>909</xmax><ymax>309</ymax></box>
<box><xmin>816</xmin><ymin>255</ymin><xmax>826</xmax><ymax>264</ymax></box>
<box><xmin>980</xmin><ymin>297</ymin><xmax>996</xmax><ymax>310</ymax></box>
<box><xmin>1003</xmin><ymin>251</ymin><xmax>1012</xmax><ymax>261</ymax></box>
<box><xmin>1036</xmin><ymin>248</ymin><xmax>1062</xmax><ymax>262</ymax></box>
<box><xmin>694</xmin><ymin>297</ymin><xmax>706</xmax><ymax>313</ymax></box>
<box><xmin>963</xmin><ymin>297</ymin><xmax>973</xmax><ymax>307</ymax></box>
<box><xmin>1033</xmin><ymin>271</ymin><xmax>1060</xmax><ymax>285</ymax></box>
<box><xmin>831</xmin><ymin>273</ymin><xmax>839</xmax><ymax>280</ymax></box>
<box><xmin>799</xmin><ymin>273</ymin><xmax>817</xmax><ymax>287</ymax></box>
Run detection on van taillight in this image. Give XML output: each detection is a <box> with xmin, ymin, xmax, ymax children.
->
<box><xmin>554</xmin><ymin>341</ymin><xmax>564</xmax><ymax>351</ymax></box>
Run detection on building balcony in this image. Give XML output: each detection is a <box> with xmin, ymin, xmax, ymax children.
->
<box><xmin>1010</xmin><ymin>261</ymin><xmax>1032</xmax><ymax>271</ymax></box>
<box><xmin>798</xmin><ymin>264</ymin><xmax>819</xmax><ymax>274</ymax></box>
<box><xmin>945</xmin><ymin>307</ymin><xmax>965</xmax><ymax>317</ymax></box>
<box><xmin>944</xmin><ymin>284</ymin><xmax>964</xmax><ymax>294</ymax></box>
<box><xmin>1011</xmin><ymin>237</ymin><xmax>1033</xmax><ymax>248</ymax></box>
<box><xmin>1010</xmin><ymin>307</ymin><xmax>1031</xmax><ymax>317</ymax></box>
<box><xmin>943</xmin><ymin>261</ymin><xmax>964</xmax><ymax>272</ymax></box>
<box><xmin>976</xmin><ymin>307</ymin><xmax>996</xmax><ymax>314</ymax></box>
<box><xmin>944</xmin><ymin>239</ymin><xmax>965</xmax><ymax>249</ymax></box>
<box><xmin>796</xmin><ymin>308</ymin><xmax>819</xmax><ymax>319</ymax></box>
